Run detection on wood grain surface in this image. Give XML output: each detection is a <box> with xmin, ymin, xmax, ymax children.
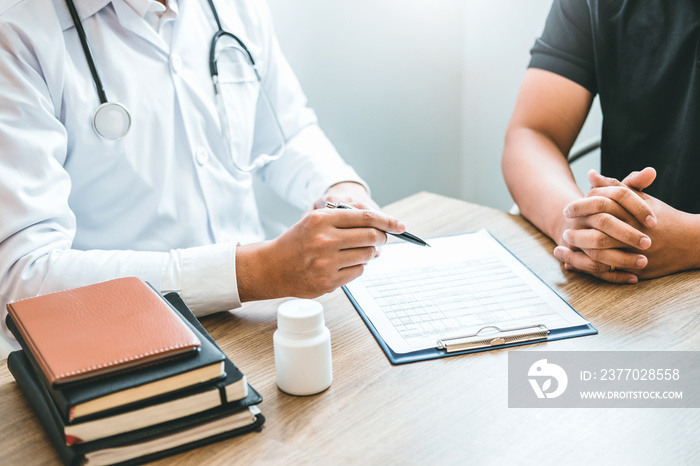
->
<box><xmin>1</xmin><ymin>192</ymin><xmax>698</xmax><ymax>465</ymax></box>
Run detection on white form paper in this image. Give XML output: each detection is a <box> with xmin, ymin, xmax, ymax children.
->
<box><xmin>345</xmin><ymin>230</ymin><xmax>589</xmax><ymax>354</ymax></box>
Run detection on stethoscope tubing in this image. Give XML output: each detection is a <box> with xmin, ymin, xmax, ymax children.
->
<box><xmin>65</xmin><ymin>0</ymin><xmax>287</xmax><ymax>164</ymax></box>
<box><xmin>207</xmin><ymin>5</ymin><xmax>288</xmax><ymax>173</ymax></box>
<box><xmin>64</xmin><ymin>0</ymin><xmax>108</xmax><ymax>104</ymax></box>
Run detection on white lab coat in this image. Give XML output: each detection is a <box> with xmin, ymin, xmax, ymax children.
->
<box><xmin>0</xmin><ymin>0</ymin><xmax>365</xmax><ymax>344</ymax></box>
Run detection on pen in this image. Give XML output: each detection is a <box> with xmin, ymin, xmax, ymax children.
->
<box><xmin>325</xmin><ymin>202</ymin><xmax>431</xmax><ymax>247</ymax></box>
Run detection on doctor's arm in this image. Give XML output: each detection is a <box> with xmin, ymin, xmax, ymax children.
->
<box><xmin>0</xmin><ymin>22</ymin><xmax>248</xmax><ymax>331</ymax></box>
<box><xmin>224</xmin><ymin>2</ymin><xmax>406</xmax><ymax>300</ymax></box>
<box><xmin>0</xmin><ymin>105</ymin><xmax>233</xmax><ymax>325</ymax></box>
<box><xmin>248</xmin><ymin>0</ymin><xmax>377</xmax><ymax>213</ymax></box>
<box><xmin>501</xmin><ymin>68</ymin><xmax>653</xmax><ymax>283</ymax></box>
<box><xmin>235</xmin><ymin>207</ymin><xmax>404</xmax><ymax>302</ymax></box>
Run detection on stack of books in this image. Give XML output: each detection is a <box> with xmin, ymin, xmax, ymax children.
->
<box><xmin>5</xmin><ymin>277</ymin><xmax>264</xmax><ymax>466</ymax></box>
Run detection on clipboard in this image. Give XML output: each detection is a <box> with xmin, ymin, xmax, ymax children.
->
<box><xmin>342</xmin><ymin>230</ymin><xmax>597</xmax><ymax>365</ymax></box>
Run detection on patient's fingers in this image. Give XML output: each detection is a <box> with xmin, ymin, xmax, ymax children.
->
<box><xmin>564</xmin><ymin>187</ymin><xmax>656</xmax><ymax>228</ymax></box>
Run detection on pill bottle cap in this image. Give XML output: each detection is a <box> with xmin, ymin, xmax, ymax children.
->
<box><xmin>277</xmin><ymin>299</ymin><xmax>324</xmax><ymax>334</ymax></box>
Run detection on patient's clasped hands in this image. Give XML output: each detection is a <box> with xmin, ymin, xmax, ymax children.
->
<box><xmin>552</xmin><ymin>167</ymin><xmax>700</xmax><ymax>283</ymax></box>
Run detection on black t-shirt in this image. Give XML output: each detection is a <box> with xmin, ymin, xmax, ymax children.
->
<box><xmin>529</xmin><ymin>0</ymin><xmax>700</xmax><ymax>213</ymax></box>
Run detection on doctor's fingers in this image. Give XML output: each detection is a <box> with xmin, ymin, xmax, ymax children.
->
<box><xmin>577</xmin><ymin>186</ymin><xmax>655</xmax><ymax>227</ymax></box>
<box><xmin>564</xmin><ymin>213</ymin><xmax>651</xmax><ymax>250</ymax></box>
<box><xmin>331</xmin><ymin>226</ymin><xmax>389</xmax><ymax>251</ymax></box>
<box><xmin>345</xmin><ymin>198</ymin><xmax>381</xmax><ymax>212</ymax></box>
<box><xmin>333</xmin><ymin>264</ymin><xmax>367</xmax><ymax>288</ymax></box>
<box><xmin>329</xmin><ymin>209</ymin><xmax>406</xmax><ymax>234</ymax></box>
<box><xmin>319</xmin><ymin>255</ymin><xmax>373</xmax><ymax>289</ymax></box>
<box><xmin>334</xmin><ymin>246</ymin><xmax>378</xmax><ymax>269</ymax></box>
<box><xmin>302</xmin><ymin>262</ymin><xmax>368</xmax><ymax>297</ymax></box>
<box><xmin>553</xmin><ymin>246</ymin><xmax>639</xmax><ymax>284</ymax></box>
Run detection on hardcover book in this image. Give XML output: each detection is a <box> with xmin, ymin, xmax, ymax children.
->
<box><xmin>6</xmin><ymin>292</ymin><xmax>265</xmax><ymax>466</ymax></box>
<box><xmin>6</xmin><ymin>277</ymin><xmax>202</xmax><ymax>386</ymax></box>
<box><xmin>7</xmin><ymin>350</ymin><xmax>264</xmax><ymax>466</ymax></box>
<box><xmin>6</xmin><ymin>286</ymin><xmax>227</xmax><ymax>422</ymax></box>
<box><xmin>8</xmin><ymin>292</ymin><xmax>253</xmax><ymax>444</ymax></box>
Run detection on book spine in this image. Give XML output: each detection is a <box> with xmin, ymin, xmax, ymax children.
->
<box><xmin>7</xmin><ymin>352</ymin><xmax>79</xmax><ymax>466</ymax></box>
<box><xmin>5</xmin><ymin>314</ymin><xmax>72</xmax><ymax>421</ymax></box>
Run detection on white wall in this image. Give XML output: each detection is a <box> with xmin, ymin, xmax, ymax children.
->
<box><xmin>264</xmin><ymin>0</ymin><xmax>602</xmax><ymax>218</ymax></box>
<box><xmin>461</xmin><ymin>1</ymin><xmax>601</xmax><ymax>209</ymax></box>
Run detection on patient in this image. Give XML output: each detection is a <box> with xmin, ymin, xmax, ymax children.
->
<box><xmin>501</xmin><ymin>0</ymin><xmax>700</xmax><ymax>283</ymax></box>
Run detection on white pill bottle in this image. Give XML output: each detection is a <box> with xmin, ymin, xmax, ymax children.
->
<box><xmin>273</xmin><ymin>299</ymin><xmax>333</xmax><ymax>396</ymax></box>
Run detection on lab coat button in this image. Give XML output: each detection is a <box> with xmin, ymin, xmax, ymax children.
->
<box><xmin>170</xmin><ymin>55</ymin><xmax>182</xmax><ymax>74</ymax></box>
<box><xmin>195</xmin><ymin>148</ymin><xmax>209</xmax><ymax>165</ymax></box>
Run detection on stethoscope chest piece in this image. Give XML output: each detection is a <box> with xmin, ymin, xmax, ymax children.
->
<box><xmin>92</xmin><ymin>102</ymin><xmax>131</xmax><ymax>140</ymax></box>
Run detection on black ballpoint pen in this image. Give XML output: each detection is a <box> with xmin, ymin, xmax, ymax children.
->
<box><xmin>325</xmin><ymin>201</ymin><xmax>431</xmax><ymax>247</ymax></box>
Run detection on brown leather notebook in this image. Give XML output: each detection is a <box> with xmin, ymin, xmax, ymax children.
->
<box><xmin>6</xmin><ymin>277</ymin><xmax>201</xmax><ymax>387</ymax></box>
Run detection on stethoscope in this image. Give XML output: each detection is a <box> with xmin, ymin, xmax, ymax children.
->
<box><xmin>64</xmin><ymin>0</ymin><xmax>288</xmax><ymax>172</ymax></box>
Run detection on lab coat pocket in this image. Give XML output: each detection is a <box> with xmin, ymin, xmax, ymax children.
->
<box><xmin>217</xmin><ymin>61</ymin><xmax>261</xmax><ymax>165</ymax></box>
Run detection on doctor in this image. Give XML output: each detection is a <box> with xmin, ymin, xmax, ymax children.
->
<box><xmin>0</xmin><ymin>0</ymin><xmax>404</xmax><ymax>343</ymax></box>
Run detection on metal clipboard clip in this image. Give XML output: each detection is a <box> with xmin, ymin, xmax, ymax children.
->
<box><xmin>436</xmin><ymin>324</ymin><xmax>549</xmax><ymax>353</ymax></box>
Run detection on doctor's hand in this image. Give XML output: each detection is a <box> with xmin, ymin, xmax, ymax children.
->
<box><xmin>571</xmin><ymin>168</ymin><xmax>700</xmax><ymax>279</ymax></box>
<box><xmin>235</xmin><ymin>206</ymin><xmax>405</xmax><ymax>302</ymax></box>
<box><xmin>313</xmin><ymin>181</ymin><xmax>386</xmax><ymax>257</ymax></box>
<box><xmin>312</xmin><ymin>181</ymin><xmax>380</xmax><ymax>212</ymax></box>
<box><xmin>552</xmin><ymin>169</ymin><xmax>657</xmax><ymax>284</ymax></box>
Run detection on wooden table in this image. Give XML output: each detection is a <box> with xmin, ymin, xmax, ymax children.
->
<box><xmin>2</xmin><ymin>192</ymin><xmax>699</xmax><ymax>465</ymax></box>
